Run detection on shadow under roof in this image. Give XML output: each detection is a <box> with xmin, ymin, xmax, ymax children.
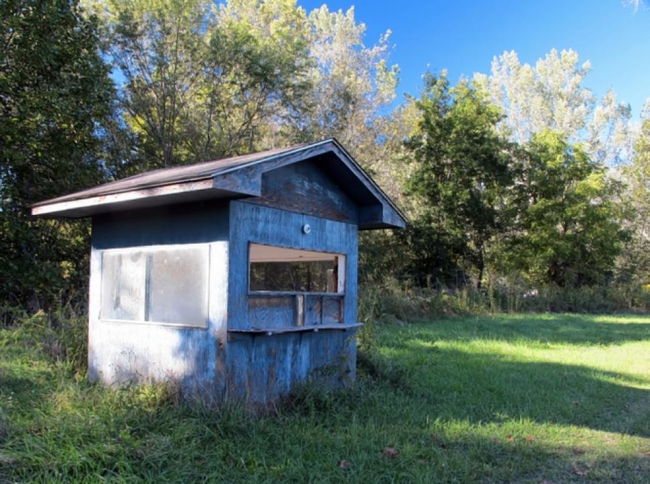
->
<box><xmin>32</xmin><ymin>139</ymin><xmax>406</xmax><ymax>229</ymax></box>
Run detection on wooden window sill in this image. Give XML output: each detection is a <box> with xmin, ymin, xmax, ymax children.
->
<box><xmin>248</xmin><ymin>291</ymin><xmax>344</xmax><ymax>297</ymax></box>
<box><xmin>228</xmin><ymin>323</ymin><xmax>362</xmax><ymax>337</ymax></box>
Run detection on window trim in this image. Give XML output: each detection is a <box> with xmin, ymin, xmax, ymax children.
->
<box><xmin>99</xmin><ymin>243</ymin><xmax>211</xmax><ymax>329</ymax></box>
<box><xmin>247</xmin><ymin>242</ymin><xmax>346</xmax><ymax>296</ymax></box>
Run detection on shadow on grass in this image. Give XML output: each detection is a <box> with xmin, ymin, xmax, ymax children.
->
<box><xmin>1</xmin><ymin>342</ymin><xmax>649</xmax><ymax>482</ymax></box>
<box><xmin>2</xmin><ymin>369</ymin><xmax>648</xmax><ymax>484</ymax></box>
<box><xmin>377</xmin><ymin>340</ymin><xmax>650</xmax><ymax>438</ymax></box>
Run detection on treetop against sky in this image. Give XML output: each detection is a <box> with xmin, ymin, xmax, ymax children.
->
<box><xmin>298</xmin><ymin>0</ymin><xmax>649</xmax><ymax>118</ymax></box>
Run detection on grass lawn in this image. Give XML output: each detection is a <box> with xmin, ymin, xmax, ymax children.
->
<box><xmin>1</xmin><ymin>314</ymin><xmax>649</xmax><ymax>482</ymax></box>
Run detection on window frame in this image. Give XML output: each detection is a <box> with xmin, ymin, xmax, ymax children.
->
<box><xmin>247</xmin><ymin>242</ymin><xmax>346</xmax><ymax>296</ymax></box>
<box><xmin>99</xmin><ymin>243</ymin><xmax>211</xmax><ymax>329</ymax></box>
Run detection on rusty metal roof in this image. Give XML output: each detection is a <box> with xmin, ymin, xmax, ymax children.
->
<box><xmin>32</xmin><ymin>142</ymin><xmax>313</xmax><ymax>208</ymax></box>
<box><xmin>31</xmin><ymin>139</ymin><xmax>407</xmax><ymax>229</ymax></box>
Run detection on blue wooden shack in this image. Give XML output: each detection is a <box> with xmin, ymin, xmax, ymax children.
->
<box><xmin>32</xmin><ymin>139</ymin><xmax>406</xmax><ymax>405</ymax></box>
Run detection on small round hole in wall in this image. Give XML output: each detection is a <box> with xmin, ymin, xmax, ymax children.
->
<box><xmin>302</xmin><ymin>223</ymin><xmax>311</xmax><ymax>235</ymax></box>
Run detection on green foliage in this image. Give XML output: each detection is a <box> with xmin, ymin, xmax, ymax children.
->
<box><xmin>1</xmin><ymin>314</ymin><xmax>649</xmax><ymax>482</ymax></box>
<box><xmin>0</xmin><ymin>1</ymin><xmax>643</xmax><ymax>318</ymax></box>
<box><xmin>504</xmin><ymin>131</ymin><xmax>626</xmax><ymax>286</ymax></box>
<box><xmin>618</xmin><ymin>114</ymin><xmax>650</xmax><ymax>284</ymax></box>
<box><xmin>0</xmin><ymin>0</ymin><xmax>113</xmax><ymax>308</ymax></box>
<box><xmin>359</xmin><ymin>280</ymin><xmax>650</xmax><ymax>325</ymax></box>
<box><xmin>92</xmin><ymin>0</ymin><xmax>313</xmax><ymax>168</ymax></box>
<box><xmin>300</xmin><ymin>5</ymin><xmax>399</xmax><ymax>149</ymax></box>
<box><xmin>0</xmin><ymin>302</ymin><xmax>88</xmax><ymax>372</ymax></box>
<box><xmin>474</xmin><ymin>49</ymin><xmax>633</xmax><ymax>166</ymax></box>
<box><xmin>404</xmin><ymin>74</ymin><xmax>515</xmax><ymax>287</ymax></box>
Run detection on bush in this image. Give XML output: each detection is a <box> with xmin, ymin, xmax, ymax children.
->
<box><xmin>0</xmin><ymin>300</ymin><xmax>88</xmax><ymax>372</ymax></box>
<box><xmin>358</xmin><ymin>278</ymin><xmax>650</xmax><ymax>328</ymax></box>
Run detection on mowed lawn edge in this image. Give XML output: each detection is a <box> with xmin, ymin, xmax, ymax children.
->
<box><xmin>1</xmin><ymin>313</ymin><xmax>649</xmax><ymax>483</ymax></box>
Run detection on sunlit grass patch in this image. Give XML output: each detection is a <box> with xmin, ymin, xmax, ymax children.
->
<box><xmin>1</xmin><ymin>313</ymin><xmax>649</xmax><ymax>482</ymax></box>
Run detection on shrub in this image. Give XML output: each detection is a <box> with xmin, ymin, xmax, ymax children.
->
<box><xmin>358</xmin><ymin>278</ymin><xmax>650</xmax><ymax>328</ymax></box>
<box><xmin>0</xmin><ymin>300</ymin><xmax>88</xmax><ymax>372</ymax></box>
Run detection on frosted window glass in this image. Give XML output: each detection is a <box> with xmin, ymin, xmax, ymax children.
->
<box><xmin>101</xmin><ymin>251</ymin><xmax>145</xmax><ymax>321</ymax></box>
<box><xmin>146</xmin><ymin>247</ymin><xmax>208</xmax><ymax>327</ymax></box>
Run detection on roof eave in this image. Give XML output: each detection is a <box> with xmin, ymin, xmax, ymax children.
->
<box><xmin>30</xmin><ymin>179</ymin><xmax>250</xmax><ymax>218</ymax></box>
<box><xmin>31</xmin><ymin>139</ymin><xmax>408</xmax><ymax>229</ymax></box>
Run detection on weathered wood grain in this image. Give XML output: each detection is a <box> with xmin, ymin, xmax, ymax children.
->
<box><xmin>247</xmin><ymin>160</ymin><xmax>359</xmax><ymax>224</ymax></box>
<box><xmin>228</xmin><ymin>323</ymin><xmax>361</xmax><ymax>335</ymax></box>
<box><xmin>33</xmin><ymin>139</ymin><xmax>407</xmax><ymax>229</ymax></box>
<box><xmin>226</xmin><ymin>201</ymin><xmax>359</xmax><ymax>404</ymax></box>
<box><xmin>228</xmin><ymin>201</ymin><xmax>358</xmax><ymax>330</ymax></box>
<box><xmin>88</xmin><ymin>200</ymin><xmax>230</xmax><ymax>399</ymax></box>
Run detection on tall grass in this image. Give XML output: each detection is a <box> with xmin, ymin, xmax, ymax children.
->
<box><xmin>358</xmin><ymin>279</ymin><xmax>650</xmax><ymax>330</ymax></box>
<box><xmin>2</xmin><ymin>313</ymin><xmax>649</xmax><ymax>482</ymax></box>
<box><xmin>2</xmin><ymin>280</ymin><xmax>648</xmax><ymax>374</ymax></box>
<box><xmin>0</xmin><ymin>301</ymin><xmax>87</xmax><ymax>372</ymax></box>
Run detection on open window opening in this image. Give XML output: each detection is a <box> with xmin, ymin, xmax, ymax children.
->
<box><xmin>249</xmin><ymin>244</ymin><xmax>345</xmax><ymax>294</ymax></box>
<box><xmin>100</xmin><ymin>245</ymin><xmax>209</xmax><ymax>327</ymax></box>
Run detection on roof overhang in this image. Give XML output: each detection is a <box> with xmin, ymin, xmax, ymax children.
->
<box><xmin>32</xmin><ymin>139</ymin><xmax>406</xmax><ymax>230</ymax></box>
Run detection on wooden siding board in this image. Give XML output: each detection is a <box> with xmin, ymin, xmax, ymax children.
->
<box><xmin>322</xmin><ymin>297</ymin><xmax>342</xmax><ymax>324</ymax></box>
<box><xmin>305</xmin><ymin>296</ymin><xmax>322</xmax><ymax>326</ymax></box>
<box><xmin>212</xmin><ymin>166</ymin><xmax>262</xmax><ymax>197</ymax></box>
<box><xmin>228</xmin><ymin>201</ymin><xmax>357</xmax><ymax>330</ymax></box>
<box><xmin>226</xmin><ymin>331</ymin><xmax>356</xmax><ymax>404</ymax></box>
<box><xmin>246</xmin><ymin>160</ymin><xmax>358</xmax><ymax>224</ymax></box>
<box><xmin>248</xmin><ymin>297</ymin><xmax>295</xmax><ymax>329</ymax></box>
<box><xmin>227</xmin><ymin>201</ymin><xmax>358</xmax><ymax>404</ymax></box>
<box><xmin>247</xmin><ymin>145</ymin><xmax>406</xmax><ymax>229</ymax></box>
<box><xmin>240</xmin><ymin>149</ymin><xmax>405</xmax><ymax>229</ymax></box>
<box><xmin>92</xmin><ymin>200</ymin><xmax>229</xmax><ymax>249</ymax></box>
<box><xmin>33</xmin><ymin>139</ymin><xmax>407</xmax><ymax>229</ymax></box>
<box><xmin>228</xmin><ymin>323</ymin><xmax>361</xmax><ymax>335</ymax></box>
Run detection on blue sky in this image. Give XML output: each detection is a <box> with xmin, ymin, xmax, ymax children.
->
<box><xmin>298</xmin><ymin>0</ymin><xmax>650</xmax><ymax>118</ymax></box>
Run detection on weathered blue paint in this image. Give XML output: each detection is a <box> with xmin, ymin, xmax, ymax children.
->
<box><xmin>92</xmin><ymin>199</ymin><xmax>229</xmax><ymax>249</ymax></box>
<box><xmin>247</xmin><ymin>296</ymin><xmax>295</xmax><ymax>330</ymax></box>
<box><xmin>225</xmin><ymin>331</ymin><xmax>356</xmax><ymax>404</ymax></box>
<box><xmin>226</xmin><ymin>200</ymin><xmax>358</xmax><ymax>404</ymax></box>
<box><xmin>228</xmin><ymin>201</ymin><xmax>358</xmax><ymax>328</ymax></box>
<box><xmin>89</xmin><ymin>200</ymin><xmax>230</xmax><ymax>398</ymax></box>
<box><xmin>83</xmin><ymin>151</ymin><xmax>381</xmax><ymax>406</ymax></box>
<box><xmin>248</xmin><ymin>159</ymin><xmax>359</xmax><ymax>224</ymax></box>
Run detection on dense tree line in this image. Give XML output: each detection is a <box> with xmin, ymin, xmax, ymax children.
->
<box><xmin>1</xmin><ymin>0</ymin><xmax>648</xmax><ymax>312</ymax></box>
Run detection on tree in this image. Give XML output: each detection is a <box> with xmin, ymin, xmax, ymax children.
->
<box><xmin>404</xmin><ymin>74</ymin><xmax>515</xmax><ymax>288</ymax></box>
<box><xmin>0</xmin><ymin>0</ymin><xmax>114</xmax><ymax>309</ymax></box>
<box><xmin>89</xmin><ymin>0</ymin><xmax>312</xmax><ymax>169</ymax></box>
<box><xmin>300</xmin><ymin>5</ymin><xmax>399</xmax><ymax>155</ymax></box>
<box><xmin>474</xmin><ymin>49</ymin><xmax>633</xmax><ymax>166</ymax></box>
<box><xmin>191</xmin><ymin>0</ymin><xmax>312</xmax><ymax>157</ymax></box>
<box><xmin>504</xmin><ymin>131</ymin><xmax>626</xmax><ymax>286</ymax></box>
<box><xmin>617</xmin><ymin>101</ymin><xmax>650</xmax><ymax>283</ymax></box>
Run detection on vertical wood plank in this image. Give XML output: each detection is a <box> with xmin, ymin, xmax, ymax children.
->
<box><xmin>227</xmin><ymin>200</ymin><xmax>359</xmax><ymax>405</ymax></box>
<box><xmin>295</xmin><ymin>295</ymin><xmax>305</xmax><ymax>327</ymax></box>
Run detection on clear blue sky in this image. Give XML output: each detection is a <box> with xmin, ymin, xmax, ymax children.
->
<box><xmin>298</xmin><ymin>0</ymin><xmax>650</xmax><ymax>118</ymax></box>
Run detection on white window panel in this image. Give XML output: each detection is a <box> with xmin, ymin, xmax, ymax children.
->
<box><xmin>147</xmin><ymin>247</ymin><xmax>209</xmax><ymax>327</ymax></box>
<box><xmin>101</xmin><ymin>251</ymin><xmax>146</xmax><ymax>322</ymax></box>
<box><xmin>100</xmin><ymin>245</ymin><xmax>209</xmax><ymax>328</ymax></box>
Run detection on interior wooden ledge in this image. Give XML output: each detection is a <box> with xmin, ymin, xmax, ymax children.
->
<box><xmin>228</xmin><ymin>323</ymin><xmax>363</xmax><ymax>337</ymax></box>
